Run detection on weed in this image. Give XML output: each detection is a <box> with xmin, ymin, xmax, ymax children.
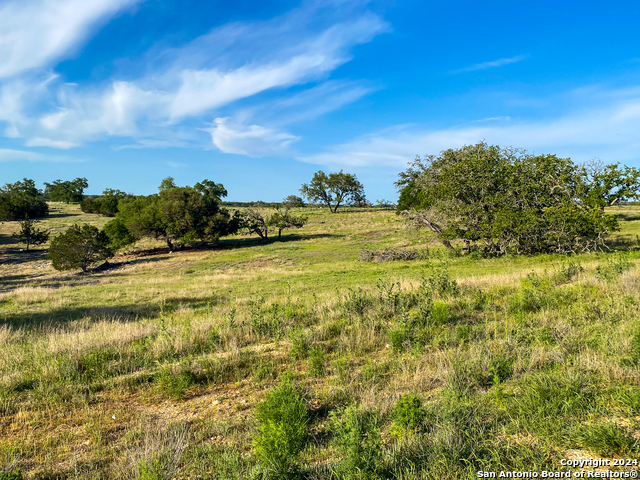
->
<box><xmin>340</xmin><ymin>288</ymin><xmax>372</xmax><ymax>317</ymax></box>
<box><xmin>554</xmin><ymin>261</ymin><xmax>584</xmax><ymax>284</ymax></box>
<box><xmin>431</xmin><ymin>301</ymin><xmax>449</xmax><ymax>325</ymax></box>
<box><xmin>424</xmin><ymin>265</ymin><xmax>459</xmax><ymax>296</ymax></box>
<box><xmin>308</xmin><ymin>346</ymin><xmax>325</xmax><ymax>378</ymax></box>
<box><xmin>329</xmin><ymin>404</ymin><xmax>382</xmax><ymax>478</ymax></box>
<box><xmin>595</xmin><ymin>254</ymin><xmax>633</xmax><ymax>281</ymax></box>
<box><xmin>253</xmin><ymin>380</ymin><xmax>309</xmax><ymax>478</ymax></box>
<box><xmin>392</xmin><ymin>394</ymin><xmax>425</xmax><ymax>431</ymax></box>
<box><xmin>135</xmin><ymin>459</ymin><xmax>162</xmax><ymax>480</ymax></box>
<box><xmin>289</xmin><ymin>328</ymin><xmax>309</xmax><ymax>360</ymax></box>
<box><xmin>154</xmin><ymin>365</ymin><xmax>196</xmax><ymax>400</ymax></box>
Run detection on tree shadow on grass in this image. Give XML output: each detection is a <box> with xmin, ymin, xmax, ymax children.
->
<box><xmin>0</xmin><ymin>294</ymin><xmax>224</xmax><ymax>329</ymax></box>
<box><xmin>0</xmin><ymin>247</ymin><xmax>49</xmax><ymax>266</ymax></box>
<box><xmin>0</xmin><ymin>232</ymin><xmax>19</xmax><ymax>246</ymax></box>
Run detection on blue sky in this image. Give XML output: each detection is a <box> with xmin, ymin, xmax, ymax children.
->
<box><xmin>1</xmin><ymin>0</ymin><xmax>640</xmax><ymax>202</ymax></box>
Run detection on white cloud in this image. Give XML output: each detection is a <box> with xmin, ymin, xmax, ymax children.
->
<box><xmin>299</xmin><ymin>92</ymin><xmax>640</xmax><ymax>168</ymax></box>
<box><xmin>210</xmin><ymin>117</ymin><xmax>299</xmax><ymax>157</ymax></box>
<box><xmin>0</xmin><ymin>148</ymin><xmax>84</xmax><ymax>162</ymax></box>
<box><xmin>0</xmin><ymin>4</ymin><xmax>388</xmax><ymax>149</ymax></box>
<box><xmin>246</xmin><ymin>80</ymin><xmax>377</xmax><ymax>126</ymax></box>
<box><xmin>25</xmin><ymin>138</ymin><xmax>80</xmax><ymax>149</ymax></box>
<box><xmin>452</xmin><ymin>54</ymin><xmax>529</xmax><ymax>74</ymax></box>
<box><xmin>0</xmin><ymin>0</ymin><xmax>141</xmax><ymax>79</ymax></box>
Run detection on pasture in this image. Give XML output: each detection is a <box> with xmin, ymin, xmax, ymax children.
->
<box><xmin>1</xmin><ymin>203</ymin><xmax>640</xmax><ymax>479</ymax></box>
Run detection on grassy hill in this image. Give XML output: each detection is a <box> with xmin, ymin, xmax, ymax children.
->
<box><xmin>1</xmin><ymin>203</ymin><xmax>640</xmax><ymax>479</ymax></box>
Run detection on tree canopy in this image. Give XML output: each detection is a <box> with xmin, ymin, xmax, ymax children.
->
<box><xmin>81</xmin><ymin>189</ymin><xmax>129</xmax><ymax>217</ymax></box>
<box><xmin>0</xmin><ymin>178</ymin><xmax>49</xmax><ymax>220</ymax></box>
<box><xmin>300</xmin><ymin>170</ymin><xmax>365</xmax><ymax>213</ymax></box>
<box><xmin>396</xmin><ymin>142</ymin><xmax>623</xmax><ymax>255</ymax></box>
<box><xmin>44</xmin><ymin>178</ymin><xmax>88</xmax><ymax>203</ymax></box>
<box><xmin>111</xmin><ymin>178</ymin><xmax>240</xmax><ymax>250</ymax></box>
<box><xmin>49</xmin><ymin>224</ymin><xmax>112</xmax><ymax>272</ymax></box>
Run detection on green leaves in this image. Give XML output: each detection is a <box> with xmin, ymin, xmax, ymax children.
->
<box><xmin>300</xmin><ymin>170</ymin><xmax>366</xmax><ymax>213</ymax></box>
<box><xmin>397</xmin><ymin>142</ymin><xmax>623</xmax><ymax>255</ymax></box>
<box><xmin>49</xmin><ymin>224</ymin><xmax>112</xmax><ymax>272</ymax></box>
<box><xmin>114</xmin><ymin>178</ymin><xmax>238</xmax><ymax>250</ymax></box>
<box><xmin>0</xmin><ymin>178</ymin><xmax>49</xmax><ymax>220</ymax></box>
<box><xmin>15</xmin><ymin>217</ymin><xmax>49</xmax><ymax>251</ymax></box>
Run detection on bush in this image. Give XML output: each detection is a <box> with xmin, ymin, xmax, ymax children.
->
<box><xmin>392</xmin><ymin>394</ymin><xmax>426</xmax><ymax>431</ymax></box>
<box><xmin>0</xmin><ymin>178</ymin><xmax>48</xmax><ymax>220</ymax></box>
<box><xmin>329</xmin><ymin>404</ymin><xmax>382</xmax><ymax>478</ymax></box>
<box><xmin>253</xmin><ymin>380</ymin><xmax>309</xmax><ymax>478</ymax></box>
<box><xmin>103</xmin><ymin>217</ymin><xmax>138</xmax><ymax>251</ymax></box>
<box><xmin>49</xmin><ymin>224</ymin><xmax>112</xmax><ymax>272</ymax></box>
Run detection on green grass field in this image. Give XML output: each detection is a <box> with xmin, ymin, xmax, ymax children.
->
<box><xmin>2</xmin><ymin>203</ymin><xmax>640</xmax><ymax>479</ymax></box>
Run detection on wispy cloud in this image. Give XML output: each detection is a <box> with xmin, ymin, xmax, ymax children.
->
<box><xmin>210</xmin><ymin>118</ymin><xmax>299</xmax><ymax>157</ymax></box>
<box><xmin>0</xmin><ymin>2</ymin><xmax>388</xmax><ymax>151</ymax></box>
<box><xmin>0</xmin><ymin>148</ymin><xmax>84</xmax><ymax>162</ymax></box>
<box><xmin>452</xmin><ymin>54</ymin><xmax>529</xmax><ymax>74</ymax></box>
<box><xmin>299</xmin><ymin>86</ymin><xmax>640</xmax><ymax>168</ymax></box>
<box><xmin>0</xmin><ymin>0</ymin><xmax>141</xmax><ymax>79</ymax></box>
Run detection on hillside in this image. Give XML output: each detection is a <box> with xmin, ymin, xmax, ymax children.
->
<box><xmin>1</xmin><ymin>203</ymin><xmax>640</xmax><ymax>479</ymax></box>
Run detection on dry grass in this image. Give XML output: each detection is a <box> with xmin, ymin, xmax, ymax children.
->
<box><xmin>2</xmin><ymin>204</ymin><xmax>640</xmax><ymax>478</ymax></box>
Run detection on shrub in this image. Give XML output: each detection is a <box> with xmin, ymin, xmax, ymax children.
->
<box><xmin>431</xmin><ymin>301</ymin><xmax>449</xmax><ymax>325</ymax></box>
<box><xmin>329</xmin><ymin>404</ymin><xmax>382</xmax><ymax>477</ymax></box>
<box><xmin>393</xmin><ymin>394</ymin><xmax>425</xmax><ymax>430</ymax></box>
<box><xmin>103</xmin><ymin>217</ymin><xmax>138</xmax><ymax>251</ymax></box>
<box><xmin>154</xmin><ymin>365</ymin><xmax>196</xmax><ymax>400</ymax></box>
<box><xmin>308</xmin><ymin>346</ymin><xmax>325</xmax><ymax>377</ymax></box>
<box><xmin>253</xmin><ymin>380</ymin><xmax>309</xmax><ymax>478</ymax></box>
<box><xmin>49</xmin><ymin>224</ymin><xmax>112</xmax><ymax>272</ymax></box>
<box><xmin>14</xmin><ymin>217</ymin><xmax>49</xmax><ymax>251</ymax></box>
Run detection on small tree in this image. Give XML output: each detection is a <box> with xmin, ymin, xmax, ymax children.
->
<box><xmin>300</xmin><ymin>170</ymin><xmax>365</xmax><ymax>213</ymax></box>
<box><xmin>268</xmin><ymin>206</ymin><xmax>308</xmax><ymax>240</ymax></box>
<box><xmin>282</xmin><ymin>195</ymin><xmax>305</xmax><ymax>208</ymax></box>
<box><xmin>49</xmin><ymin>224</ymin><xmax>112</xmax><ymax>272</ymax></box>
<box><xmin>241</xmin><ymin>208</ymin><xmax>270</xmax><ymax>240</ymax></box>
<box><xmin>15</xmin><ymin>218</ymin><xmax>49</xmax><ymax>251</ymax></box>
<box><xmin>44</xmin><ymin>178</ymin><xmax>88</xmax><ymax>203</ymax></box>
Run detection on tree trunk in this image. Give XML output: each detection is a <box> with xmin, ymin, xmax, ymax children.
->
<box><xmin>441</xmin><ymin>239</ymin><xmax>454</xmax><ymax>250</ymax></box>
<box><xmin>278</xmin><ymin>229</ymin><xmax>282</xmax><ymax>240</ymax></box>
<box><xmin>166</xmin><ymin>238</ymin><xmax>174</xmax><ymax>251</ymax></box>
